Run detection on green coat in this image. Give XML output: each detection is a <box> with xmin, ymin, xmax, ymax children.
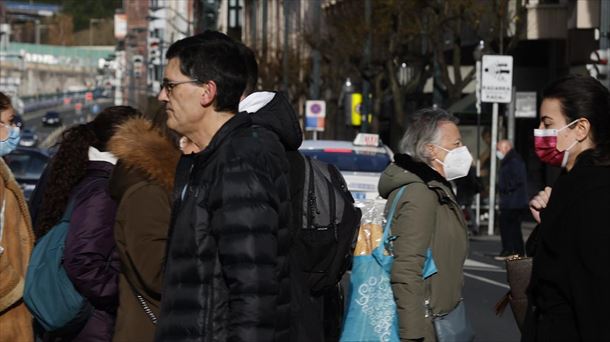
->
<box><xmin>379</xmin><ymin>161</ymin><xmax>468</xmax><ymax>341</ymax></box>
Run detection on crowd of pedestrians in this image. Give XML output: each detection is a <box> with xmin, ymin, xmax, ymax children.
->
<box><xmin>0</xmin><ymin>30</ymin><xmax>609</xmax><ymax>342</ymax></box>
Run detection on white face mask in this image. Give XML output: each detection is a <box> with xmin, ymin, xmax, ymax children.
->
<box><xmin>434</xmin><ymin>145</ymin><xmax>473</xmax><ymax>181</ymax></box>
<box><xmin>496</xmin><ymin>150</ymin><xmax>505</xmax><ymax>160</ymax></box>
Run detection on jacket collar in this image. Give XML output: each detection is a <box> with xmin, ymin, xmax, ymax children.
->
<box><xmin>193</xmin><ymin>111</ymin><xmax>253</xmax><ymax>167</ymax></box>
<box><xmin>394</xmin><ymin>153</ymin><xmax>452</xmax><ymax>189</ymax></box>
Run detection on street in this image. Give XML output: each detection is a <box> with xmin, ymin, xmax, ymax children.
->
<box><xmin>463</xmin><ymin>221</ymin><xmax>535</xmax><ymax>342</ymax></box>
<box><xmin>465</xmin><ymin>237</ymin><xmax>520</xmax><ymax>342</ymax></box>
<box><xmin>21</xmin><ymin>99</ymin><xmax>114</xmax><ymax>147</ymax></box>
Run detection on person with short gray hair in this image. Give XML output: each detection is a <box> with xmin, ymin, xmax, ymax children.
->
<box><xmin>399</xmin><ymin>108</ymin><xmax>460</xmax><ymax>164</ymax></box>
<box><xmin>378</xmin><ymin>107</ymin><xmax>472</xmax><ymax>341</ymax></box>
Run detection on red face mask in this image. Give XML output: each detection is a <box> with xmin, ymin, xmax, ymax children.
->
<box><xmin>533</xmin><ymin>120</ymin><xmax>579</xmax><ymax>167</ymax></box>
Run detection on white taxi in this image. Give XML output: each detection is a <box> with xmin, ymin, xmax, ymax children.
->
<box><xmin>299</xmin><ymin>133</ymin><xmax>394</xmax><ymax>201</ymax></box>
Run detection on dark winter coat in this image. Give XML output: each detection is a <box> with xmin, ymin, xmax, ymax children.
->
<box><xmin>108</xmin><ymin>118</ymin><xmax>180</xmax><ymax>342</ymax></box>
<box><xmin>522</xmin><ymin>151</ymin><xmax>610</xmax><ymax>342</ymax></box>
<box><xmin>498</xmin><ymin>149</ymin><xmax>529</xmax><ymax>210</ymax></box>
<box><xmin>155</xmin><ymin>111</ymin><xmax>293</xmax><ymax>342</ymax></box>
<box><xmin>63</xmin><ymin>161</ymin><xmax>120</xmax><ymax>341</ymax></box>
<box><xmin>248</xmin><ymin>93</ymin><xmax>337</xmax><ymax>341</ymax></box>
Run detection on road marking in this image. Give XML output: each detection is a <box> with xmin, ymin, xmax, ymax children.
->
<box><xmin>464</xmin><ymin>258</ymin><xmax>505</xmax><ymax>273</ymax></box>
<box><xmin>464</xmin><ymin>272</ymin><xmax>510</xmax><ymax>289</ymax></box>
<box><xmin>465</xmin><ymin>258</ymin><xmax>500</xmax><ymax>269</ymax></box>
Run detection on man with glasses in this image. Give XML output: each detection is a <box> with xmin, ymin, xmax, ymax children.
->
<box><xmin>155</xmin><ymin>31</ymin><xmax>292</xmax><ymax>342</ymax></box>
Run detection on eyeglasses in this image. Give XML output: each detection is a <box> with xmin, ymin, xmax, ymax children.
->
<box><xmin>161</xmin><ymin>79</ymin><xmax>202</xmax><ymax>95</ymax></box>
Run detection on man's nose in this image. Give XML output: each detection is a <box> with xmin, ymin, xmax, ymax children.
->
<box><xmin>158</xmin><ymin>87</ymin><xmax>168</xmax><ymax>102</ymax></box>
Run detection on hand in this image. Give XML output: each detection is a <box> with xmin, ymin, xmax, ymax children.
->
<box><xmin>529</xmin><ymin>186</ymin><xmax>552</xmax><ymax>224</ymax></box>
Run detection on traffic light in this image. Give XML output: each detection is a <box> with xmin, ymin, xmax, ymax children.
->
<box><xmin>586</xmin><ymin>49</ymin><xmax>608</xmax><ymax>80</ymax></box>
<box><xmin>148</xmin><ymin>37</ymin><xmax>161</xmax><ymax>65</ymax></box>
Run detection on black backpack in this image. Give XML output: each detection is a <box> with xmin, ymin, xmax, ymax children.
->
<box><xmin>295</xmin><ymin>154</ymin><xmax>362</xmax><ymax>294</ymax></box>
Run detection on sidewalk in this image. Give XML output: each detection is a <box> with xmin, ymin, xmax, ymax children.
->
<box><xmin>469</xmin><ymin>220</ymin><xmax>537</xmax><ymax>242</ymax></box>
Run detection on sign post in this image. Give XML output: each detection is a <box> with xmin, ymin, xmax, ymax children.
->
<box><xmin>481</xmin><ymin>55</ymin><xmax>513</xmax><ymax>236</ymax></box>
<box><xmin>305</xmin><ymin>100</ymin><xmax>326</xmax><ymax>140</ymax></box>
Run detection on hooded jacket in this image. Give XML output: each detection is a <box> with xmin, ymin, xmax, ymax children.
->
<box><xmin>247</xmin><ymin>92</ymin><xmax>337</xmax><ymax>341</ymax></box>
<box><xmin>107</xmin><ymin>118</ymin><xmax>180</xmax><ymax>342</ymax></box>
<box><xmin>62</xmin><ymin>159</ymin><xmax>120</xmax><ymax>342</ymax></box>
<box><xmin>378</xmin><ymin>154</ymin><xmax>468</xmax><ymax>341</ymax></box>
<box><xmin>0</xmin><ymin>158</ymin><xmax>34</xmax><ymax>342</ymax></box>
<box><xmin>156</xmin><ymin>103</ymin><xmax>296</xmax><ymax>341</ymax></box>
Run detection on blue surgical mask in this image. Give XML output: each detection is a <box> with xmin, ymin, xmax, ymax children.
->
<box><xmin>0</xmin><ymin>125</ymin><xmax>20</xmax><ymax>156</ymax></box>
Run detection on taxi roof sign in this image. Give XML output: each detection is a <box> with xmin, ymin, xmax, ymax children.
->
<box><xmin>353</xmin><ymin>133</ymin><xmax>380</xmax><ymax>147</ymax></box>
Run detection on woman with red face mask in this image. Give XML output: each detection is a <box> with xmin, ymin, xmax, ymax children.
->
<box><xmin>522</xmin><ymin>75</ymin><xmax>610</xmax><ymax>342</ymax></box>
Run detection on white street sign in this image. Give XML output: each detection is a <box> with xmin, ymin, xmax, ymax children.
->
<box><xmin>515</xmin><ymin>92</ymin><xmax>537</xmax><ymax>118</ymax></box>
<box><xmin>481</xmin><ymin>55</ymin><xmax>513</xmax><ymax>103</ymax></box>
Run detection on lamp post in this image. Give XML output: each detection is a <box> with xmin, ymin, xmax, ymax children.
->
<box><xmin>472</xmin><ymin>40</ymin><xmax>484</xmax><ymax>233</ymax></box>
<box><xmin>89</xmin><ymin>18</ymin><xmax>103</xmax><ymax>46</ymax></box>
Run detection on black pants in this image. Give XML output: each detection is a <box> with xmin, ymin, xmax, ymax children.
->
<box><xmin>499</xmin><ymin>208</ymin><xmax>525</xmax><ymax>255</ymax></box>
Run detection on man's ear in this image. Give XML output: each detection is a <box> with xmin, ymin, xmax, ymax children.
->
<box><xmin>574</xmin><ymin>118</ymin><xmax>591</xmax><ymax>142</ymax></box>
<box><xmin>199</xmin><ymin>81</ymin><xmax>217</xmax><ymax>108</ymax></box>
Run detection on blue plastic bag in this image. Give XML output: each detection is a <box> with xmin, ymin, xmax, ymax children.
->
<box><xmin>340</xmin><ymin>187</ymin><xmax>406</xmax><ymax>342</ymax></box>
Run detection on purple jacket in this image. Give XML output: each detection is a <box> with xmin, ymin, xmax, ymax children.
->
<box><xmin>63</xmin><ymin>161</ymin><xmax>120</xmax><ymax>341</ymax></box>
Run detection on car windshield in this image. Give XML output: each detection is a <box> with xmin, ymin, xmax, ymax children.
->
<box><xmin>301</xmin><ymin>149</ymin><xmax>391</xmax><ymax>172</ymax></box>
<box><xmin>4</xmin><ymin>150</ymin><xmax>48</xmax><ymax>179</ymax></box>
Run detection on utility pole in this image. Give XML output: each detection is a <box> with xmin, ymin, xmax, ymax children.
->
<box><xmin>250</xmin><ymin>0</ymin><xmax>257</xmax><ymax>46</ymax></box>
<box><xmin>282</xmin><ymin>0</ymin><xmax>290</xmax><ymax>93</ymax></box>
<box><xmin>601</xmin><ymin>0</ymin><xmax>610</xmax><ymax>89</ymax></box>
<box><xmin>310</xmin><ymin>0</ymin><xmax>321</xmax><ymax>101</ymax></box>
<box><xmin>361</xmin><ymin>0</ymin><xmax>371</xmax><ymax>133</ymax></box>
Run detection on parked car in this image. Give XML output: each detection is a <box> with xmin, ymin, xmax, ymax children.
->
<box><xmin>18</xmin><ymin>128</ymin><xmax>39</xmax><ymax>147</ymax></box>
<box><xmin>12</xmin><ymin>114</ymin><xmax>24</xmax><ymax>129</ymax></box>
<box><xmin>299</xmin><ymin>134</ymin><xmax>393</xmax><ymax>201</ymax></box>
<box><xmin>3</xmin><ymin>147</ymin><xmax>51</xmax><ymax>200</ymax></box>
<box><xmin>42</xmin><ymin>111</ymin><xmax>62</xmax><ymax>126</ymax></box>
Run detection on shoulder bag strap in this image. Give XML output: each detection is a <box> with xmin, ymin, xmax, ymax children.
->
<box><xmin>382</xmin><ymin>186</ymin><xmax>406</xmax><ymax>243</ymax></box>
<box><xmin>126</xmin><ymin>277</ymin><xmax>158</xmax><ymax>325</ymax></box>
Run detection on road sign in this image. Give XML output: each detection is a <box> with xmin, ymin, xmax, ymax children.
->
<box><xmin>515</xmin><ymin>92</ymin><xmax>537</xmax><ymax>118</ymax></box>
<box><xmin>305</xmin><ymin>100</ymin><xmax>326</xmax><ymax>132</ymax></box>
<box><xmin>85</xmin><ymin>92</ymin><xmax>93</xmax><ymax>102</ymax></box>
<box><xmin>481</xmin><ymin>55</ymin><xmax>513</xmax><ymax>103</ymax></box>
<box><xmin>74</xmin><ymin>103</ymin><xmax>83</xmax><ymax>111</ymax></box>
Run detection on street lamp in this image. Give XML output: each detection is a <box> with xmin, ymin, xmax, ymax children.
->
<box><xmin>89</xmin><ymin>18</ymin><xmax>103</xmax><ymax>46</ymax></box>
<box><xmin>397</xmin><ymin>62</ymin><xmax>414</xmax><ymax>87</ymax></box>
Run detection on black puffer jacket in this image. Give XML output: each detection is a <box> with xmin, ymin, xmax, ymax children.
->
<box><xmin>156</xmin><ymin>111</ymin><xmax>294</xmax><ymax>342</ymax></box>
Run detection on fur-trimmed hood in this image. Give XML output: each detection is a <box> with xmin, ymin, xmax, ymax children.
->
<box><xmin>107</xmin><ymin>117</ymin><xmax>180</xmax><ymax>193</ymax></box>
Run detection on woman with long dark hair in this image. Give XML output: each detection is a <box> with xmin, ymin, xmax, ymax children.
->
<box><xmin>523</xmin><ymin>75</ymin><xmax>610</xmax><ymax>341</ymax></box>
<box><xmin>34</xmin><ymin>106</ymin><xmax>140</xmax><ymax>341</ymax></box>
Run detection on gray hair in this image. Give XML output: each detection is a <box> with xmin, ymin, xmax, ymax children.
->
<box><xmin>399</xmin><ymin>107</ymin><xmax>459</xmax><ymax>163</ymax></box>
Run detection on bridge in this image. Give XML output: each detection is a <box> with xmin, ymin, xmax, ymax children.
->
<box><xmin>0</xmin><ymin>42</ymin><xmax>115</xmax><ymax>112</ymax></box>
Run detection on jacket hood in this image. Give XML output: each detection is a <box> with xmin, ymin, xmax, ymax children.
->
<box><xmin>247</xmin><ymin>92</ymin><xmax>303</xmax><ymax>151</ymax></box>
<box><xmin>107</xmin><ymin>117</ymin><xmax>180</xmax><ymax>193</ymax></box>
<box><xmin>378</xmin><ymin>154</ymin><xmax>450</xmax><ymax>198</ymax></box>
